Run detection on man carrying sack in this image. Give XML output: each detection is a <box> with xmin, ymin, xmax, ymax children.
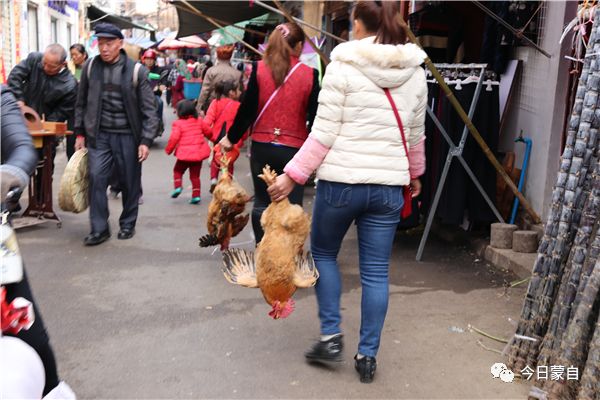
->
<box><xmin>74</xmin><ymin>22</ymin><xmax>158</xmax><ymax>246</ymax></box>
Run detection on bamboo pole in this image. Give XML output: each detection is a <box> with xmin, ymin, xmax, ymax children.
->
<box><xmin>396</xmin><ymin>16</ymin><xmax>541</xmax><ymax>224</ymax></box>
<box><xmin>271</xmin><ymin>0</ymin><xmax>330</xmax><ymax>66</ymax></box>
<box><xmin>177</xmin><ymin>0</ymin><xmax>263</xmax><ymax>56</ymax></box>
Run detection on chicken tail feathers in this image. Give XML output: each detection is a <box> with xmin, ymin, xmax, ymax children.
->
<box><xmin>222</xmin><ymin>248</ymin><xmax>258</xmax><ymax>288</ymax></box>
<box><xmin>293</xmin><ymin>251</ymin><xmax>319</xmax><ymax>288</ymax></box>
<box><xmin>199</xmin><ymin>233</ymin><xmax>218</xmax><ymax>248</ymax></box>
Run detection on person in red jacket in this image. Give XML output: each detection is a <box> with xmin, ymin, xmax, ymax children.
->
<box><xmin>165</xmin><ymin>100</ymin><xmax>212</xmax><ymax>204</ymax></box>
<box><xmin>204</xmin><ymin>79</ymin><xmax>246</xmax><ymax>193</ymax></box>
<box><xmin>219</xmin><ymin>22</ymin><xmax>320</xmax><ymax>243</ymax></box>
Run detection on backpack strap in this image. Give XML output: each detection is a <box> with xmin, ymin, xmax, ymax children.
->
<box><xmin>86</xmin><ymin>56</ymin><xmax>95</xmax><ymax>80</ymax></box>
<box><xmin>132</xmin><ymin>62</ymin><xmax>142</xmax><ymax>89</ymax></box>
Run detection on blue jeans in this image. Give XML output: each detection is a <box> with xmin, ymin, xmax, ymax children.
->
<box><xmin>311</xmin><ymin>180</ymin><xmax>403</xmax><ymax>357</ymax></box>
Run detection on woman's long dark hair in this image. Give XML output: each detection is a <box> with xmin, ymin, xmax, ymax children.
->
<box><xmin>353</xmin><ymin>1</ymin><xmax>406</xmax><ymax>45</ymax></box>
<box><xmin>263</xmin><ymin>22</ymin><xmax>305</xmax><ymax>87</ymax></box>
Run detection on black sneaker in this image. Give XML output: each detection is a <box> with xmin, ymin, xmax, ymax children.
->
<box><xmin>354</xmin><ymin>354</ymin><xmax>377</xmax><ymax>383</ymax></box>
<box><xmin>304</xmin><ymin>335</ymin><xmax>343</xmax><ymax>363</ymax></box>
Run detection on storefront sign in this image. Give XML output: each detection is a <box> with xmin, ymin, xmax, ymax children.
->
<box><xmin>48</xmin><ymin>0</ymin><xmax>68</xmax><ymax>15</ymax></box>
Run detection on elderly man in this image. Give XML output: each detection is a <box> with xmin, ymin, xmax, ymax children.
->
<box><xmin>196</xmin><ymin>45</ymin><xmax>242</xmax><ymax>114</ymax></box>
<box><xmin>7</xmin><ymin>43</ymin><xmax>77</xmax><ymax>122</ymax></box>
<box><xmin>7</xmin><ymin>44</ymin><xmax>78</xmax><ymax>203</ymax></box>
<box><xmin>74</xmin><ymin>22</ymin><xmax>158</xmax><ymax>246</ymax></box>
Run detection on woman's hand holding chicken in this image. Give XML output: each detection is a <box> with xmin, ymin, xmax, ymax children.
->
<box><xmin>267</xmin><ymin>173</ymin><xmax>296</xmax><ymax>202</ymax></box>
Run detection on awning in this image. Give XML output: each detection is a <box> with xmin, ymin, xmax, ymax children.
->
<box><xmin>173</xmin><ymin>1</ymin><xmax>276</xmax><ymax>37</ymax></box>
<box><xmin>210</xmin><ymin>12</ymin><xmax>279</xmax><ymax>46</ymax></box>
<box><xmin>87</xmin><ymin>5</ymin><xmax>155</xmax><ymax>32</ymax></box>
<box><xmin>125</xmin><ymin>37</ymin><xmax>156</xmax><ymax>49</ymax></box>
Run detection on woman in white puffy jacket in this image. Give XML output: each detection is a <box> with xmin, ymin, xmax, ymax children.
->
<box><xmin>268</xmin><ymin>0</ymin><xmax>427</xmax><ymax>384</ymax></box>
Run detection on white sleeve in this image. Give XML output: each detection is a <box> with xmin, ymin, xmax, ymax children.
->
<box><xmin>308</xmin><ymin>61</ymin><xmax>347</xmax><ymax>148</ymax></box>
<box><xmin>408</xmin><ymin>68</ymin><xmax>427</xmax><ymax>147</ymax></box>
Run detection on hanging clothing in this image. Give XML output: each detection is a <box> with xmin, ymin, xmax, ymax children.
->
<box><xmin>402</xmin><ymin>78</ymin><xmax>500</xmax><ymax>227</ymax></box>
<box><xmin>480</xmin><ymin>1</ymin><xmax>512</xmax><ymax>75</ymax></box>
<box><xmin>435</xmin><ymin>83</ymin><xmax>499</xmax><ymax>225</ymax></box>
<box><xmin>409</xmin><ymin>4</ymin><xmax>465</xmax><ymax>63</ymax></box>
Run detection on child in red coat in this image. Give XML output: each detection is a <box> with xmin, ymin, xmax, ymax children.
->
<box><xmin>165</xmin><ymin>100</ymin><xmax>212</xmax><ymax>204</ymax></box>
<box><xmin>204</xmin><ymin>80</ymin><xmax>247</xmax><ymax>193</ymax></box>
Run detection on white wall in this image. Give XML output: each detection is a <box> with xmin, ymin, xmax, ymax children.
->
<box><xmin>21</xmin><ymin>0</ymin><xmax>79</xmax><ymax>58</ymax></box>
<box><xmin>499</xmin><ymin>1</ymin><xmax>577</xmax><ymax>218</ymax></box>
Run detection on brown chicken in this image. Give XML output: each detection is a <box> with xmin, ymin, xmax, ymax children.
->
<box><xmin>199</xmin><ymin>156</ymin><xmax>250</xmax><ymax>250</ymax></box>
<box><xmin>222</xmin><ymin>165</ymin><xmax>319</xmax><ymax>319</ymax></box>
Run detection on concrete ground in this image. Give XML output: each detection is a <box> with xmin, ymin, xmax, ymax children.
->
<box><xmin>15</xmin><ymin>106</ymin><xmax>532</xmax><ymax>398</ymax></box>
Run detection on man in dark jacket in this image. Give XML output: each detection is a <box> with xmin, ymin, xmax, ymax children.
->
<box><xmin>7</xmin><ymin>44</ymin><xmax>78</xmax><ymax>203</ymax></box>
<box><xmin>74</xmin><ymin>22</ymin><xmax>158</xmax><ymax>246</ymax></box>
<box><xmin>7</xmin><ymin>44</ymin><xmax>77</xmax><ymax>123</ymax></box>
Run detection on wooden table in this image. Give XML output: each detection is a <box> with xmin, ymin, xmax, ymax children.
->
<box><xmin>17</xmin><ymin>130</ymin><xmax>71</xmax><ymax>229</ymax></box>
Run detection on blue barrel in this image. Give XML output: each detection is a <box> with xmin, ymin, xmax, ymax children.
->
<box><xmin>183</xmin><ymin>80</ymin><xmax>202</xmax><ymax>100</ymax></box>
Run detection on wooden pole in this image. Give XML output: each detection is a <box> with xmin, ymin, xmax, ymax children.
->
<box><xmin>398</xmin><ymin>15</ymin><xmax>542</xmax><ymax>224</ymax></box>
<box><xmin>202</xmin><ymin>15</ymin><xmax>268</xmax><ymax>38</ymax></box>
<box><xmin>271</xmin><ymin>0</ymin><xmax>330</xmax><ymax>66</ymax></box>
<box><xmin>177</xmin><ymin>0</ymin><xmax>263</xmax><ymax>56</ymax></box>
<box><xmin>254</xmin><ymin>0</ymin><xmax>346</xmax><ymax>44</ymax></box>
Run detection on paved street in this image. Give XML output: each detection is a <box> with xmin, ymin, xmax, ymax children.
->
<box><xmin>16</xmin><ymin>106</ymin><xmax>530</xmax><ymax>398</ymax></box>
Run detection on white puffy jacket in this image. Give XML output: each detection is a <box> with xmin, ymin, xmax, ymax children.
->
<box><xmin>311</xmin><ymin>36</ymin><xmax>428</xmax><ymax>186</ymax></box>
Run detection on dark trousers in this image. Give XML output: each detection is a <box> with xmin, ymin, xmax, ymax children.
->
<box><xmin>66</xmin><ymin>134</ymin><xmax>76</xmax><ymax>160</ymax></box>
<box><xmin>165</xmin><ymin>86</ymin><xmax>172</xmax><ymax>105</ymax></box>
<box><xmin>5</xmin><ymin>268</ymin><xmax>59</xmax><ymax>395</ymax></box>
<box><xmin>249</xmin><ymin>141</ymin><xmax>304</xmax><ymax>242</ymax></box>
<box><xmin>88</xmin><ymin>132</ymin><xmax>141</xmax><ymax>233</ymax></box>
<box><xmin>156</xmin><ymin>95</ymin><xmax>164</xmax><ymax>119</ymax></box>
<box><xmin>155</xmin><ymin>95</ymin><xmax>165</xmax><ymax>136</ymax></box>
<box><xmin>173</xmin><ymin>160</ymin><xmax>202</xmax><ymax>198</ymax></box>
<box><xmin>110</xmin><ymin>165</ymin><xmax>144</xmax><ymax>198</ymax></box>
<box><xmin>109</xmin><ymin>164</ymin><xmax>122</xmax><ymax>194</ymax></box>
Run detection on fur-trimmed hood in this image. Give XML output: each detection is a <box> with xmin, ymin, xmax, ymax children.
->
<box><xmin>331</xmin><ymin>36</ymin><xmax>427</xmax><ymax>88</ymax></box>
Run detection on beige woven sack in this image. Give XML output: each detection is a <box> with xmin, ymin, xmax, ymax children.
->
<box><xmin>58</xmin><ymin>148</ymin><xmax>89</xmax><ymax>213</ymax></box>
